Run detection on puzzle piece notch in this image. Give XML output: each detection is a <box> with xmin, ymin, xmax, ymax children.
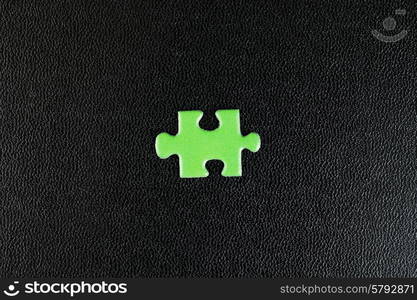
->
<box><xmin>155</xmin><ymin>109</ymin><xmax>261</xmax><ymax>178</ymax></box>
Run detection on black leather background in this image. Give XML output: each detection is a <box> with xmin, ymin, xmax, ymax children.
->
<box><xmin>0</xmin><ymin>1</ymin><xmax>416</xmax><ymax>278</ymax></box>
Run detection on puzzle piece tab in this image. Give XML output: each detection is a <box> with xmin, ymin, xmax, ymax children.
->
<box><xmin>155</xmin><ymin>109</ymin><xmax>261</xmax><ymax>178</ymax></box>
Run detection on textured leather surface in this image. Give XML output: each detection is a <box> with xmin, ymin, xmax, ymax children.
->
<box><xmin>0</xmin><ymin>1</ymin><xmax>416</xmax><ymax>278</ymax></box>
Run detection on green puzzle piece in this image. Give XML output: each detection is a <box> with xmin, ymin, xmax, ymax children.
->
<box><xmin>155</xmin><ymin>109</ymin><xmax>261</xmax><ymax>178</ymax></box>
